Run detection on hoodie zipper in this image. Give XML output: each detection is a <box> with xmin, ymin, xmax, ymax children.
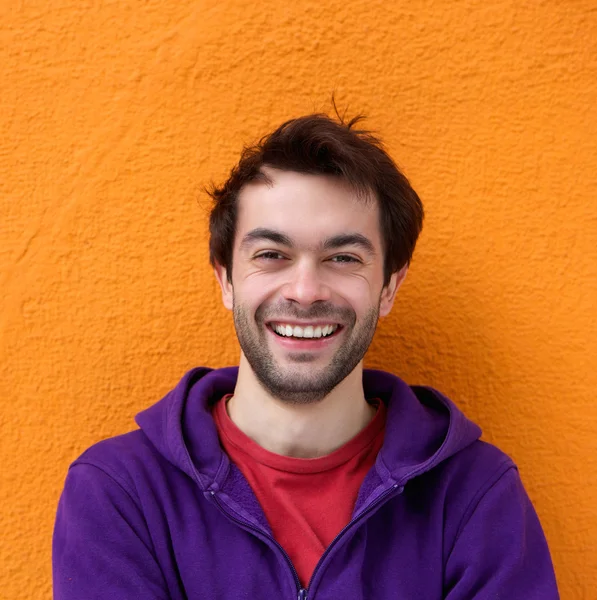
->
<box><xmin>305</xmin><ymin>483</ymin><xmax>404</xmax><ymax>595</ymax></box>
<box><xmin>209</xmin><ymin>483</ymin><xmax>403</xmax><ymax>600</ymax></box>
<box><xmin>209</xmin><ymin>491</ymin><xmax>304</xmax><ymax>598</ymax></box>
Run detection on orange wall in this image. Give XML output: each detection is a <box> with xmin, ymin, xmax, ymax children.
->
<box><xmin>1</xmin><ymin>1</ymin><xmax>596</xmax><ymax>597</ymax></box>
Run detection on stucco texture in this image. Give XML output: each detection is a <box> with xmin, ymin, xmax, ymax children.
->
<box><xmin>1</xmin><ymin>0</ymin><xmax>596</xmax><ymax>597</ymax></box>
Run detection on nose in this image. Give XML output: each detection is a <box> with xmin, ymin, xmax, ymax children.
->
<box><xmin>281</xmin><ymin>260</ymin><xmax>332</xmax><ymax>306</ymax></box>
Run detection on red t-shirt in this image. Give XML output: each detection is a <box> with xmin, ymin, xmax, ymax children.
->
<box><xmin>213</xmin><ymin>395</ymin><xmax>386</xmax><ymax>587</ymax></box>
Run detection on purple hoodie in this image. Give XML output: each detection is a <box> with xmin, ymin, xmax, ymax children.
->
<box><xmin>53</xmin><ymin>367</ymin><xmax>559</xmax><ymax>599</ymax></box>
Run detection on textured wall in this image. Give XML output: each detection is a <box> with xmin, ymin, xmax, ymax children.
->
<box><xmin>1</xmin><ymin>1</ymin><xmax>596</xmax><ymax>597</ymax></box>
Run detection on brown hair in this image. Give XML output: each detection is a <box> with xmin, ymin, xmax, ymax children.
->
<box><xmin>208</xmin><ymin>113</ymin><xmax>424</xmax><ymax>286</ymax></box>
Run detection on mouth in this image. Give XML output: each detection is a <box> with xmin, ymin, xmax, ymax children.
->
<box><xmin>269</xmin><ymin>322</ymin><xmax>342</xmax><ymax>339</ymax></box>
<box><xmin>265</xmin><ymin>321</ymin><xmax>344</xmax><ymax>349</ymax></box>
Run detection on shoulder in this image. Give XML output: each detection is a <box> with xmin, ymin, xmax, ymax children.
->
<box><xmin>438</xmin><ymin>439</ymin><xmax>520</xmax><ymax>519</ymax></box>
<box><xmin>414</xmin><ymin>439</ymin><xmax>525</xmax><ymax>560</ymax></box>
<box><xmin>409</xmin><ymin>437</ymin><xmax>518</xmax><ymax>504</ymax></box>
<box><xmin>68</xmin><ymin>428</ymin><xmax>167</xmax><ymax>498</ymax></box>
<box><xmin>423</xmin><ymin>438</ymin><xmax>519</xmax><ymax>508</ymax></box>
<box><xmin>443</xmin><ymin>438</ymin><xmax>516</xmax><ymax>484</ymax></box>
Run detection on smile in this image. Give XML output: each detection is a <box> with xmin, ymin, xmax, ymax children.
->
<box><xmin>268</xmin><ymin>323</ymin><xmax>341</xmax><ymax>339</ymax></box>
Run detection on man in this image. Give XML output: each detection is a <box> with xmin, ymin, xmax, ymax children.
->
<box><xmin>53</xmin><ymin>113</ymin><xmax>559</xmax><ymax>599</ymax></box>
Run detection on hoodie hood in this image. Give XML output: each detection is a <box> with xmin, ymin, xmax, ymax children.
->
<box><xmin>135</xmin><ymin>367</ymin><xmax>481</xmax><ymax>491</ymax></box>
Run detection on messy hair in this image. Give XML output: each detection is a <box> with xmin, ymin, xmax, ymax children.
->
<box><xmin>208</xmin><ymin>112</ymin><xmax>424</xmax><ymax>286</ymax></box>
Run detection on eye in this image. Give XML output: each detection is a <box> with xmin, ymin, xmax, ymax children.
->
<box><xmin>329</xmin><ymin>255</ymin><xmax>360</xmax><ymax>264</ymax></box>
<box><xmin>254</xmin><ymin>251</ymin><xmax>286</xmax><ymax>261</ymax></box>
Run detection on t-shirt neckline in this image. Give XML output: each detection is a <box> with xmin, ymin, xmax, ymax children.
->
<box><xmin>213</xmin><ymin>394</ymin><xmax>386</xmax><ymax>475</ymax></box>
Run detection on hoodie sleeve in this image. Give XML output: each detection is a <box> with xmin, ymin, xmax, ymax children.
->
<box><xmin>444</xmin><ymin>466</ymin><xmax>559</xmax><ymax>599</ymax></box>
<box><xmin>53</xmin><ymin>462</ymin><xmax>171</xmax><ymax>600</ymax></box>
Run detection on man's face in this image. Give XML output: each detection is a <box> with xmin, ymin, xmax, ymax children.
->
<box><xmin>215</xmin><ymin>167</ymin><xmax>404</xmax><ymax>404</ymax></box>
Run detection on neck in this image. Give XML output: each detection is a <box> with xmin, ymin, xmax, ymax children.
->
<box><xmin>226</xmin><ymin>354</ymin><xmax>375</xmax><ymax>458</ymax></box>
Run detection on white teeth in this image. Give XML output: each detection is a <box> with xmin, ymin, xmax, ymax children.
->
<box><xmin>273</xmin><ymin>323</ymin><xmax>338</xmax><ymax>338</ymax></box>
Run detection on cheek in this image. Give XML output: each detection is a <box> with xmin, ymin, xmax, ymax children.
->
<box><xmin>236</xmin><ymin>278</ymin><xmax>277</xmax><ymax>309</ymax></box>
<box><xmin>336</xmin><ymin>277</ymin><xmax>378</xmax><ymax>308</ymax></box>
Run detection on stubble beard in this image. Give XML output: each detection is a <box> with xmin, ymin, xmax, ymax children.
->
<box><xmin>232</xmin><ymin>298</ymin><xmax>381</xmax><ymax>405</ymax></box>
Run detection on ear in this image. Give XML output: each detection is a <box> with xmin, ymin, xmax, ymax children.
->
<box><xmin>379</xmin><ymin>265</ymin><xmax>408</xmax><ymax>317</ymax></box>
<box><xmin>214</xmin><ymin>262</ymin><xmax>233</xmax><ymax>311</ymax></box>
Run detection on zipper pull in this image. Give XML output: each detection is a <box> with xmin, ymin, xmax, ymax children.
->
<box><xmin>297</xmin><ymin>589</ymin><xmax>308</xmax><ymax>600</ymax></box>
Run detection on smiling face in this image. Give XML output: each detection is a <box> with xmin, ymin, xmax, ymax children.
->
<box><xmin>214</xmin><ymin>167</ymin><xmax>406</xmax><ymax>404</ymax></box>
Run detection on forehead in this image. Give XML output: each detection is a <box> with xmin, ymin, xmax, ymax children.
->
<box><xmin>235</xmin><ymin>168</ymin><xmax>381</xmax><ymax>248</ymax></box>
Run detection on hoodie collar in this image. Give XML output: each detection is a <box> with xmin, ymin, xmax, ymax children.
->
<box><xmin>362</xmin><ymin>370</ymin><xmax>481</xmax><ymax>483</ymax></box>
<box><xmin>135</xmin><ymin>367</ymin><xmax>481</xmax><ymax>490</ymax></box>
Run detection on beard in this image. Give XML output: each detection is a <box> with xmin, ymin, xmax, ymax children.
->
<box><xmin>232</xmin><ymin>297</ymin><xmax>380</xmax><ymax>404</ymax></box>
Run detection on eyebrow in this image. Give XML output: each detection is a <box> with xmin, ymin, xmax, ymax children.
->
<box><xmin>239</xmin><ymin>227</ymin><xmax>377</xmax><ymax>256</ymax></box>
<box><xmin>322</xmin><ymin>233</ymin><xmax>376</xmax><ymax>256</ymax></box>
<box><xmin>239</xmin><ymin>228</ymin><xmax>294</xmax><ymax>251</ymax></box>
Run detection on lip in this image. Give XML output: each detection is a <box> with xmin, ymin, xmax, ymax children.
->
<box><xmin>266</xmin><ymin>320</ymin><xmax>342</xmax><ymax>328</ymax></box>
<box><xmin>266</xmin><ymin>323</ymin><xmax>343</xmax><ymax>351</ymax></box>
